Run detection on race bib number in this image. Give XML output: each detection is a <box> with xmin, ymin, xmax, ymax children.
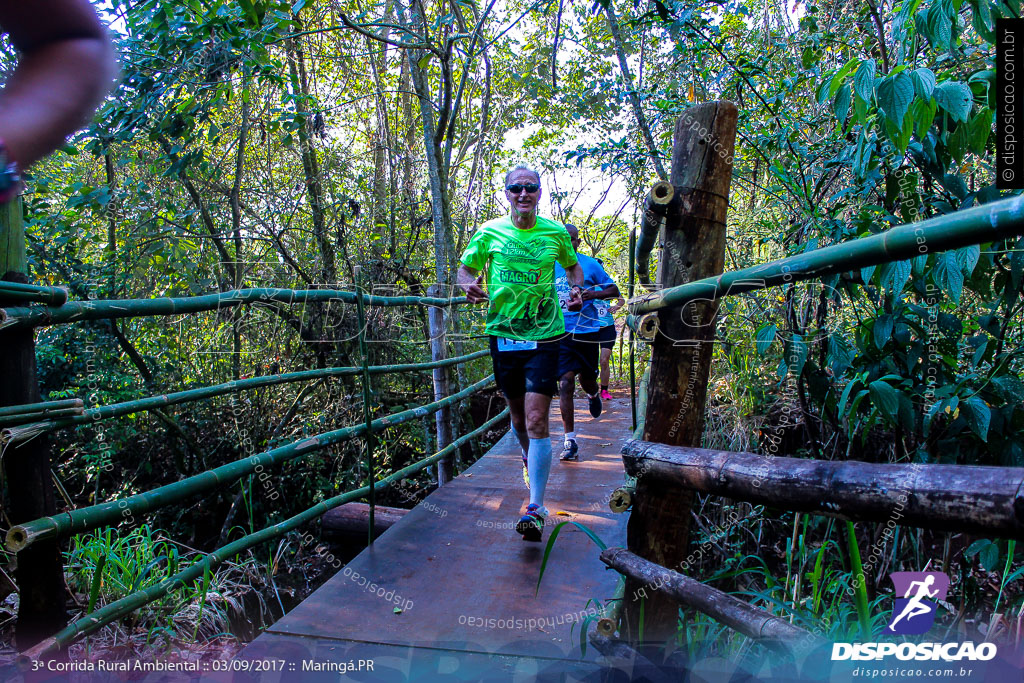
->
<box><xmin>594</xmin><ymin>299</ymin><xmax>609</xmax><ymax>317</ymax></box>
<box><xmin>497</xmin><ymin>337</ymin><xmax>537</xmax><ymax>352</ymax></box>
<box><xmin>556</xmin><ymin>276</ymin><xmax>572</xmax><ymax>312</ymax></box>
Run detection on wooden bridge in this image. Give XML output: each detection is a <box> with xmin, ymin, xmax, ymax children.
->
<box><xmin>237</xmin><ymin>399</ymin><xmax>632</xmax><ymax>680</ymax></box>
<box><xmin>5</xmin><ymin>103</ymin><xmax>1024</xmax><ymax>681</ymax></box>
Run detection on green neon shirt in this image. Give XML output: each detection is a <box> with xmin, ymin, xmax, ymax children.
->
<box><xmin>459</xmin><ymin>215</ymin><xmax>578</xmax><ymax>340</ymax></box>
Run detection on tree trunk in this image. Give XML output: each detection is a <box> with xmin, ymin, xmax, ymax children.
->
<box><xmin>623</xmin><ymin>102</ymin><xmax>737</xmax><ymax>647</ymax></box>
<box><xmin>0</xmin><ymin>198</ymin><xmax>68</xmax><ymax>648</ymax></box>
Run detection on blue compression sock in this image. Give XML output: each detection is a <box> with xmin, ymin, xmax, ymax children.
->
<box><xmin>527</xmin><ymin>437</ymin><xmax>552</xmax><ymax>507</ymax></box>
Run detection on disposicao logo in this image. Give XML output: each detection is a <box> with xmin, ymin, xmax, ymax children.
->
<box><xmin>831</xmin><ymin>571</ymin><xmax>997</xmax><ymax>662</ymax></box>
<box><xmin>885</xmin><ymin>571</ymin><xmax>949</xmax><ymax>635</ymax></box>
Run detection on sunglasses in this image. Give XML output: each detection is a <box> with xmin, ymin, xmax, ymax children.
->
<box><xmin>506</xmin><ymin>183</ymin><xmax>540</xmax><ymax>194</ymax></box>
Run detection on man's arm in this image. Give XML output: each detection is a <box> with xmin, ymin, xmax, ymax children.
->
<box><xmin>565</xmin><ymin>262</ymin><xmax>585</xmax><ymax>309</ymax></box>
<box><xmin>456</xmin><ymin>264</ymin><xmax>488</xmax><ymax>303</ymax></box>
<box><xmin>0</xmin><ymin>0</ymin><xmax>117</xmax><ymax>168</ymax></box>
<box><xmin>581</xmin><ymin>283</ymin><xmax>620</xmax><ymax>301</ymax></box>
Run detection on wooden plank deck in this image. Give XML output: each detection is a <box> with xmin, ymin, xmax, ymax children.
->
<box><xmin>236</xmin><ymin>397</ymin><xmax>634</xmax><ymax>681</ymax></box>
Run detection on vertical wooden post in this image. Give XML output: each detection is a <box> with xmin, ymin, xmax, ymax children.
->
<box><xmin>628</xmin><ymin>228</ymin><xmax>637</xmax><ymax>433</ymax></box>
<box><xmin>354</xmin><ymin>267</ymin><xmax>376</xmax><ymax>546</ymax></box>
<box><xmin>0</xmin><ymin>197</ymin><xmax>68</xmax><ymax>648</ymax></box>
<box><xmin>622</xmin><ymin>102</ymin><xmax>737</xmax><ymax>647</ymax></box>
<box><xmin>428</xmin><ymin>285</ymin><xmax>453</xmax><ymax>484</ymax></box>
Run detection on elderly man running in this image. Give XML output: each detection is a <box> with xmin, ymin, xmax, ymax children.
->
<box><xmin>457</xmin><ymin>164</ymin><xmax>584</xmax><ymax>542</ymax></box>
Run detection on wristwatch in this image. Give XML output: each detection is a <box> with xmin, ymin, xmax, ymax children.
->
<box><xmin>0</xmin><ymin>140</ymin><xmax>22</xmax><ymax>204</ymax></box>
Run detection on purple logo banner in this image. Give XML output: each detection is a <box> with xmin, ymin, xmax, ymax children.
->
<box><xmin>885</xmin><ymin>571</ymin><xmax>950</xmax><ymax>635</ymax></box>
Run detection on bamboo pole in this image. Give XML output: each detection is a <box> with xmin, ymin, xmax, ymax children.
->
<box><xmin>629</xmin><ymin>194</ymin><xmax>1024</xmax><ymax>316</ymax></box>
<box><xmin>595</xmin><ymin>578</ymin><xmax>626</xmax><ymax>636</ymax></box>
<box><xmin>19</xmin><ymin>408</ymin><xmax>510</xmax><ymax>658</ymax></box>
<box><xmin>0</xmin><ymin>280</ymin><xmax>67</xmax><ymax>306</ymax></box>
<box><xmin>601</xmin><ymin>547</ymin><xmax>822</xmax><ymax>655</ymax></box>
<box><xmin>0</xmin><ymin>287</ymin><xmax>469</xmax><ymax>331</ymax></box>
<box><xmin>1</xmin><ymin>351</ymin><xmax>488</xmax><ymax>447</ymax></box>
<box><xmin>621</xmin><ymin>439</ymin><xmax>1024</xmax><ymax>540</ymax></box>
<box><xmin>0</xmin><ymin>398</ymin><xmax>83</xmax><ymax>418</ymax></box>
<box><xmin>609</xmin><ymin>485</ymin><xmax>635</xmax><ymax>513</ymax></box>
<box><xmin>6</xmin><ymin>376</ymin><xmax>496</xmax><ymax>552</ymax></box>
<box><xmin>623</xmin><ymin>312</ymin><xmax>658</xmax><ymax>341</ymax></box>
<box><xmin>0</xmin><ymin>407</ymin><xmax>83</xmax><ymax>427</ymax></box>
<box><xmin>634</xmin><ymin>180</ymin><xmax>675</xmax><ymax>291</ymax></box>
<box><xmin>0</xmin><ymin>286</ymin><xmax>67</xmax><ymax>306</ymax></box>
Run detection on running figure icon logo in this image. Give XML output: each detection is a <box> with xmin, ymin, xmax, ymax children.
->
<box><xmin>885</xmin><ymin>571</ymin><xmax>950</xmax><ymax>635</ymax></box>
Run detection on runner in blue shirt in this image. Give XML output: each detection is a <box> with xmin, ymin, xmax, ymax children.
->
<box><xmin>553</xmin><ymin>224</ymin><xmax>620</xmax><ymax>461</ymax></box>
<box><xmin>595</xmin><ymin>258</ymin><xmax>625</xmax><ymax>400</ymax></box>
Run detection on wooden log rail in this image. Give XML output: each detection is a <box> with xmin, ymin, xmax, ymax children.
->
<box><xmin>622</xmin><ymin>439</ymin><xmax>1024</xmax><ymax>540</ymax></box>
<box><xmin>321</xmin><ymin>503</ymin><xmax>407</xmax><ymax>541</ymax></box>
<box><xmin>627</xmin><ymin>194</ymin><xmax>1024</xmax><ymax>318</ymax></box>
<box><xmin>6</xmin><ymin>375</ymin><xmax>496</xmax><ymax>552</ymax></box>
<box><xmin>601</xmin><ymin>547</ymin><xmax>822</xmax><ymax>655</ymax></box>
<box><xmin>0</xmin><ymin>286</ymin><xmax>469</xmax><ymax>331</ymax></box>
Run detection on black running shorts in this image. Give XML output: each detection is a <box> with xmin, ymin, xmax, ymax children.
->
<box><xmin>596</xmin><ymin>324</ymin><xmax>616</xmax><ymax>350</ymax></box>
<box><xmin>557</xmin><ymin>330</ymin><xmax>601</xmax><ymax>381</ymax></box>
<box><xmin>488</xmin><ymin>335</ymin><xmax>561</xmax><ymax>398</ymax></box>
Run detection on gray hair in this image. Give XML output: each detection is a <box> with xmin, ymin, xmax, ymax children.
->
<box><xmin>504</xmin><ymin>164</ymin><xmax>541</xmax><ymax>187</ymax></box>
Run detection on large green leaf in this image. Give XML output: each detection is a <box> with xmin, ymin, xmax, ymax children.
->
<box><xmin>932</xmin><ymin>251</ymin><xmax>965</xmax><ymax>302</ymax></box>
<box><xmin>877</xmin><ymin>73</ymin><xmax>914</xmax><ymax>126</ymax></box>
<box><xmin>755</xmin><ymin>323</ymin><xmax>777</xmax><ymax>355</ymax></box>
<box><xmin>956</xmin><ymin>245</ymin><xmax>980</xmax><ymax>275</ymax></box>
<box><xmin>911</xmin><ymin>68</ymin><xmax>936</xmax><ymax>99</ymax></box>
<box><xmin>964</xmin><ymin>396</ymin><xmax>991</xmax><ymax>441</ymax></box>
<box><xmin>854</xmin><ymin>60</ymin><xmax>876</xmax><ymax>101</ymax></box>
<box><xmin>947</xmin><ymin>122</ymin><xmax>968</xmax><ymax>163</ymax></box>
<box><xmin>834</xmin><ymin>83</ymin><xmax>851</xmax><ymax>123</ymax></box>
<box><xmin>873</xmin><ymin>314</ymin><xmax>894</xmax><ymax>349</ymax></box>
<box><xmin>934</xmin><ymin>81</ymin><xmax>974</xmax><ymax>122</ymax></box>
<box><xmin>911</xmin><ymin>96</ymin><xmax>938</xmax><ymax>135</ymax></box>
<box><xmin>967</xmin><ymin>107</ymin><xmax>994</xmax><ymax>155</ymax></box>
<box><xmin>829</xmin><ymin>58</ymin><xmax>860</xmax><ymax>98</ymax></box>
<box><xmin>869</xmin><ymin>380</ymin><xmax>901</xmax><ymax>421</ymax></box>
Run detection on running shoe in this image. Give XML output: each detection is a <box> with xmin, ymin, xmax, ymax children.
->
<box><xmin>522</xmin><ymin>449</ymin><xmax>529</xmax><ymax>487</ymax></box>
<box><xmin>600</xmin><ymin>389</ymin><xmax>612</xmax><ymax>401</ymax></box>
<box><xmin>589</xmin><ymin>393</ymin><xmax>603</xmax><ymax>418</ymax></box>
<box><xmin>516</xmin><ymin>503</ymin><xmax>546</xmax><ymax>542</ymax></box>
<box><xmin>560</xmin><ymin>438</ymin><xmax>579</xmax><ymax>461</ymax></box>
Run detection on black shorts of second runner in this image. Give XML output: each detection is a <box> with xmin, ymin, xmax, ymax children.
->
<box><xmin>558</xmin><ymin>330</ymin><xmax>602</xmax><ymax>381</ymax></box>
<box><xmin>488</xmin><ymin>335</ymin><xmax>561</xmax><ymax>398</ymax></box>
<box><xmin>596</xmin><ymin>324</ymin><xmax>616</xmax><ymax>350</ymax></box>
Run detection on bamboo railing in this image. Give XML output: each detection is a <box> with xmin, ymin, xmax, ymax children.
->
<box><xmin>21</xmin><ymin>409</ymin><xmax>510</xmax><ymax>659</ymax></box>
<box><xmin>0</xmin><ymin>351</ymin><xmax>488</xmax><ymax>444</ymax></box>
<box><xmin>0</xmin><ymin>286</ymin><xmax>468</xmax><ymax>330</ymax></box>
<box><xmin>0</xmin><ymin>275</ymin><xmax>496</xmax><ymax>654</ymax></box>
<box><xmin>625</xmin><ymin>193</ymin><xmax>1024</xmax><ymax>330</ymax></box>
<box><xmin>607</xmin><ymin>188</ymin><xmax>1024</xmax><ymax>654</ymax></box>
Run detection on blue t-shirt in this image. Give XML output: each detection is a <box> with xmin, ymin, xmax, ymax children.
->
<box><xmin>554</xmin><ymin>253</ymin><xmax>615</xmax><ymax>334</ymax></box>
<box><xmin>595</xmin><ymin>258</ymin><xmax>616</xmax><ymax>327</ymax></box>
